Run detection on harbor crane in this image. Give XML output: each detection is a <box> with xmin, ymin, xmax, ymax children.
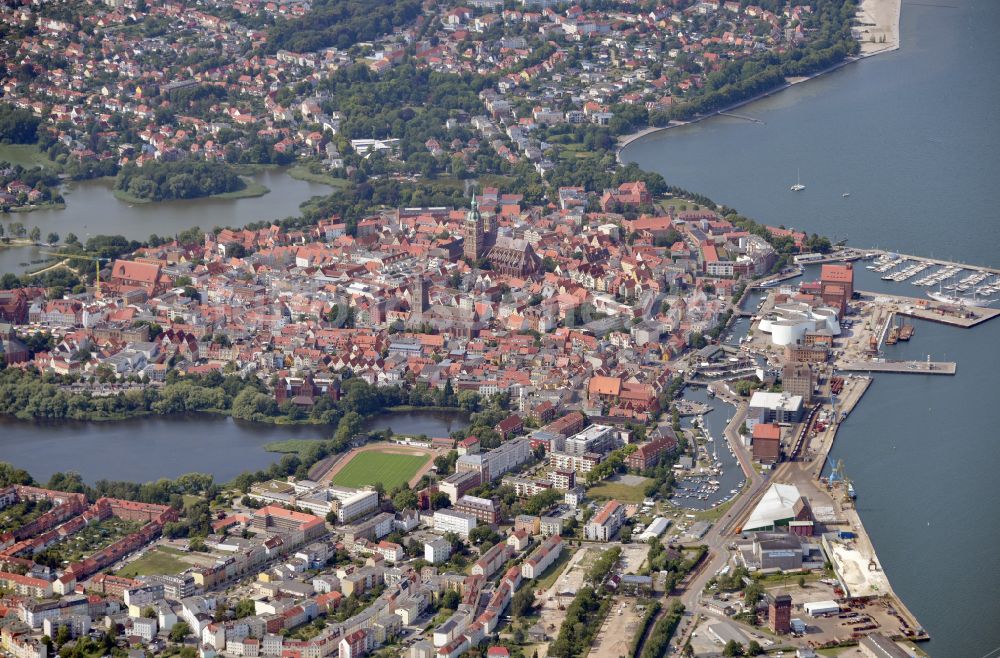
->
<box><xmin>830</xmin><ymin>458</ymin><xmax>856</xmax><ymax>506</ymax></box>
<box><xmin>35</xmin><ymin>251</ymin><xmax>111</xmax><ymax>292</ymax></box>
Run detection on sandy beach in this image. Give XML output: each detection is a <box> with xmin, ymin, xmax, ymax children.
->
<box><xmin>857</xmin><ymin>0</ymin><xmax>901</xmax><ymax>55</ymax></box>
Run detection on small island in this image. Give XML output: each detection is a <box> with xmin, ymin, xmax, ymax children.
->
<box><xmin>113</xmin><ymin>160</ymin><xmax>267</xmax><ymax>204</ymax></box>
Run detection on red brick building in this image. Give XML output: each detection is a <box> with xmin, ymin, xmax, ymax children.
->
<box><xmin>768</xmin><ymin>593</ymin><xmax>792</xmax><ymax>634</ymax></box>
<box><xmin>752</xmin><ymin>423</ymin><xmax>781</xmax><ymax>464</ymax></box>
<box><xmin>820</xmin><ymin>263</ymin><xmax>854</xmax><ymax>315</ymax></box>
<box><xmin>0</xmin><ymin>290</ymin><xmax>28</xmax><ymax>323</ymax></box>
<box><xmin>626</xmin><ymin>435</ymin><xmax>678</xmax><ymax>471</ymax></box>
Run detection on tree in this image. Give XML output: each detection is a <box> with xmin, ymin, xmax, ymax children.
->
<box><xmin>29</xmin><ymin>227</ymin><xmax>41</xmax><ymax>243</ymax></box>
<box><xmin>46</xmin><ymin>232</ymin><xmax>59</xmax><ymax>245</ymax></box>
<box><xmin>392</xmin><ymin>488</ymin><xmax>418</xmax><ymax>510</ymax></box>
<box><xmin>511</xmin><ymin>583</ymin><xmax>535</xmax><ymax>618</ymax></box>
<box><xmin>430</xmin><ymin>491</ymin><xmax>451</xmax><ymax>509</ymax></box>
<box><xmin>747</xmin><ymin>640</ymin><xmax>763</xmax><ymax>656</ymax></box>
<box><xmin>234</xmin><ymin>599</ymin><xmax>256</xmax><ymax>619</ymax></box>
<box><xmin>169</xmin><ymin>621</ymin><xmax>192</xmax><ymax>642</ymax></box>
<box><xmin>440</xmin><ymin>589</ymin><xmax>461</xmax><ymax>610</ymax></box>
<box><xmin>723</xmin><ymin>640</ymin><xmax>744</xmax><ymax>657</ymax></box>
<box><xmin>54</xmin><ymin>624</ymin><xmax>72</xmax><ymax>647</ymax></box>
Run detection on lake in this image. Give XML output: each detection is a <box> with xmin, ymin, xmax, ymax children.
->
<box><xmin>0</xmin><ymin>166</ymin><xmax>331</xmax><ymax>275</ymax></box>
<box><xmin>361</xmin><ymin>409</ymin><xmax>471</xmax><ymax>438</ymax></box>
<box><xmin>0</xmin><ymin>409</ymin><xmax>469</xmax><ymax>486</ymax></box>
<box><xmin>622</xmin><ymin>1</ymin><xmax>1000</xmax><ymax>652</ymax></box>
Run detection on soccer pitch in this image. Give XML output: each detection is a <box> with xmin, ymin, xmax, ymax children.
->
<box><xmin>329</xmin><ymin>450</ymin><xmax>430</xmax><ymax>490</ymax></box>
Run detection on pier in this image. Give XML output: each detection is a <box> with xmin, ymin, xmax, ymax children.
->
<box><xmin>866</xmin><ymin>248</ymin><xmax>1000</xmax><ymax>277</ymax></box>
<box><xmin>718</xmin><ymin>111</ymin><xmax>764</xmax><ymax>124</ymax></box>
<box><xmin>857</xmin><ymin>289</ymin><xmax>1000</xmax><ymax>328</ymax></box>
<box><xmin>838</xmin><ymin>359</ymin><xmax>956</xmax><ymax>375</ymax></box>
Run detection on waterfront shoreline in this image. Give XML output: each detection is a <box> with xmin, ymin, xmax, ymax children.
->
<box><xmin>616</xmin><ymin>0</ymin><xmax>903</xmax><ymax>162</ymax></box>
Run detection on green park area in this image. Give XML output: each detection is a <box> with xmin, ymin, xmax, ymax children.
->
<box><xmin>329</xmin><ymin>450</ymin><xmax>429</xmax><ymax>490</ymax></box>
<box><xmin>586</xmin><ymin>476</ymin><xmax>649</xmax><ymax>503</ymax></box>
<box><xmin>117</xmin><ymin>546</ymin><xmax>190</xmax><ymax>577</ymax></box>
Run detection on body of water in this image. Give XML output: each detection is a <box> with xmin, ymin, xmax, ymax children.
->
<box><xmin>621</xmin><ymin>2</ymin><xmax>1000</xmax><ymax>270</ymax></box>
<box><xmin>623</xmin><ymin>3</ymin><xmax>1000</xmax><ymax>646</ymax></box>
<box><xmin>0</xmin><ymin>410</ymin><xmax>468</xmax><ymax>486</ymax></box>
<box><xmin>0</xmin><ymin>168</ymin><xmax>330</xmax><ymax>274</ymax></box>
<box><xmin>361</xmin><ymin>409</ymin><xmax>470</xmax><ymax>438</ymax></box>
<box><xmin>671</xmin><ymin>386</ymin><xmax>746</xmax><ymax>511</ymax></box>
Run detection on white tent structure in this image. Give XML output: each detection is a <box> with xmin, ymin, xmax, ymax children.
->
<box><xmin>743</xmin><ymin>483</ymin><xmax>806</xmax><ymax>532</ymax></box>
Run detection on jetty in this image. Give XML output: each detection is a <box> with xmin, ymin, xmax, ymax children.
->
<box><xmin>838</xmin><ymin>359</ymin><xmax>956</xmax><ymax>375</ymax></box>
<box><xmin>718</xmin><ymin>111</ymin><xmax>764</xmax><ymax>124</ymax></box>
<box><xmin>857</xmin><ymin>290</ymin><xmax>1000</xmax><ymax>328</ymax></box>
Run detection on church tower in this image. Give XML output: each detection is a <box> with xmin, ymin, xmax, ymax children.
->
<box><xmin>411</xmin><ymin>275</ymin><xmax>429</xmax><ymax>324</ymax></box>
<box><xmin>463</xmin><ymin>198</ymin><xmax>484</xmax><ymax>261</ymax></box>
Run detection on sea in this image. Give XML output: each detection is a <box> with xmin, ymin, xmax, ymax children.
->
<box><xmin>620</xmin><ymin>1</ymin><xmax>1000</xmax><ymax>655</ymax></box>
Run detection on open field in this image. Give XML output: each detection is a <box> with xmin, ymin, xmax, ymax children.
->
<box><xmin>0</xmin><ymin>144</ymin><xmax>57</xmax><ymax>169</ymax></box>
<box><xmin>324</xmin><ymin>443</ymin><xmax>434</xmax><ymax>490</ymax></box>
<box><xmin>117</xmin><ymin>546</ymin><xmax>189</xmax><ymax>577</ymax></box>
<box><xmin>263</xmin><ymin>438</ymin><xmax>324</xmax><ymax>456</ymax></box>
<box><xmin>587</xmin><ymin>476</ymin><xmax>649</xmax><ymax>503</ymax></box>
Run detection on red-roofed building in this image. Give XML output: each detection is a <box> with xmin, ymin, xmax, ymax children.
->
<box><xmin>820</xmin><ymin>263</ymin><xmax>854</xmax><ymax>314</ymax></box>
<box><xmin>626</xmin><ymin>435</ymin><xmax>678</xmax><ymax>471</ymax></box>
<box><xmin>108</xmin><ymin>259</ymin><xmax>166</xmax><ymax>296</ymax></box>
<box><xmin>752</xmin><ymin>423</ymin><xmax>781</xmax><ymax>464</ymax></box>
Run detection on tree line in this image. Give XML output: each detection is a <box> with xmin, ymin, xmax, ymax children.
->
<box><xmin>0</xmin><ymin>104</ymin><xmax>41</xmax><ymax>144</ymax></box>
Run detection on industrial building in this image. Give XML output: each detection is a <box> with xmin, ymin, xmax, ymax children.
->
<box><xmin>781</xmin><ymin>362</ymin><xmax>815</xmax><ymax>403</ymax></box>
<box><xmin>747</xmin><ymin>391</ymin><xmax>804</xmax><ymax>430</ymax></box>
<box><xmin>742</xmin><ymin>484</ymin><xmax>813</xmax><ymax>533</ymax></box>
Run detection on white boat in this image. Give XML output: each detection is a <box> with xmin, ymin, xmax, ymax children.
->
<box><xmin>928</xmin><ymin>291</ymin><xmax>992</xmax><ymax>307</ymax></box>
<box><xmin>790</xmin><ymin>168</ymin><xmax>805</xmax><ymax>192</ymax></box>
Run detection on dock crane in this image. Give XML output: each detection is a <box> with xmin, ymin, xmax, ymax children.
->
<box><xmin>829</xmin><ymin>458</ymin><xmax>856</xmax><ymax>506</ymax></box>
<box><xmin>35</xmin><ymin>251</ymin><xmax>111</xmax><ymax>292</ymax></box>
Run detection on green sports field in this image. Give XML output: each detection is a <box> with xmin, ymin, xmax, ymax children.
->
<box><xmin>329</xmin><ymin>450</ymin><xmax>430</xmax><ymax>490</ymax></box>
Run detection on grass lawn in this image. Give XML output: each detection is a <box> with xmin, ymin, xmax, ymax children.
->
<box><xmin>117</xmin><ymin>547</ymin><xmax>189</xmax><ymax>577</ymax></box>
<box><xmin>587</xmin><ymin>480</ymin><xmax>647</xmax><ymax>503</ymax></box>
<box><xmin>287</xmin><ymin>165</ymin><xmax>349</xmax><ymax>188</ymax></box>
<box><xmin>329</xmin><ymin>450</ymin><xmax>430</xmax><ymax>490</ymax></box>
<box><xmin>0</xmin><ymin>144</ymin><xmax>57</xmax><ymax>169</ymax></box>
<box><xmin>264</xmin><ymin>438</ymin><xmax>324</xmax><ymax>456</ymax></box>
